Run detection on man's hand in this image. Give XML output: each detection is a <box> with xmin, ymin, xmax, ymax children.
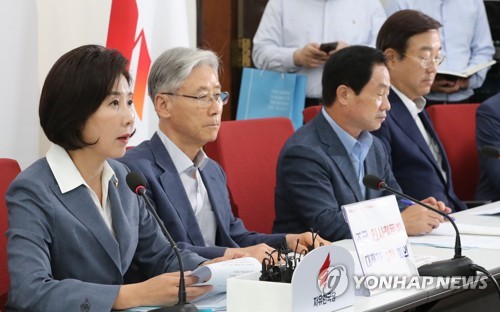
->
<box><xmin>223</xmin><ymin>243</ymin><xmax>277</xmax><ymax>262</ymax></box>
<box><xmin>293</xmin><ymin>43</ymin><xmax>329</xmax><ymax>68</ymax></box>
<box><xmin>431</xmin><ymin>75</ymin><xmax>470</xmax><ymax>93</ymax></box>
<box><xmin>285</xmin><ymin>232</ymin><xmax>331</xmax><ymax>253</ymax></box>
<box><xmin>223</xmin><ymin>232</ymin><xmax>331</xmax><ymax>262</ymax></box>
<box><xmin>401</xmin><ymin>197</ymin><xmax>451</xmax><ymax>235</ymax></box>
<box><xmin>420</xmin><ymin>196</ymin><xmax>452</xmax><ymax>214</ymax></box>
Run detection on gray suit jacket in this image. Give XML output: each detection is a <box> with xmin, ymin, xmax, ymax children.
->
<box><xmin>273</xmin><ymin>112</ymin><xmax>402</xmax><ymax>241</ymax></box>
<box><xmin>6</xmin><ymin>158</ymin><xmax>205</xmax><ymax>312</ymax></box>
<box><xmin>119</xmin><ymin>133</ymin><xmax>285</xmax><ymax>259</ymax></box>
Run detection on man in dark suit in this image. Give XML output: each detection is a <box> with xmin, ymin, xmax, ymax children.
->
<box><xmin>372</xmin><ymin>10</ymin><xmax>467</xmax><ymax>211</ymax></box>
<box><xmin>476</xmin><ymin>92</ymin><xmax>500</xmax><ymax>201</ymax></box>
<box><xmin>273</xmin><ymin>45</ymin><xmax>450</xmax><ymax>242</ymax></box>
<box><xmin>119</xmin><ymin>47</ymin><xmax>326</xmax><ymax>261</ymax></box>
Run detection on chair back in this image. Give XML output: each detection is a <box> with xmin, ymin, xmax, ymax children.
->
<box><xmin>426</xmin><ymin>104</ymin><xmax>480</xmax><ymax>201</ymax></box>
<box><xmin>302</xmin><ymin>105</ymin><xmax>322</xmax><ymax>124</ymax></box>
<box><xmin>204</xmin><ymin>117</ymin><xmax>294</xmax><ymax>233</ymax></box>
<box><xmin>0</xmin><ymin>158</ymin><xmax>21</xmax><ymax>309</ymax></box>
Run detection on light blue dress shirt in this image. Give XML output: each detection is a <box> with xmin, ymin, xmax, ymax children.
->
<box><xmin>385</xmin><ymin>0</ymin><xmax>495</xmax><ymax>102</ymax></box>
<box><xmin>253</xmin><ymin>0</ymin><xmax>386</xmax><ymax>98</ymax></box>
<box><xmin>321</xmin><ymin>108</ymin><xmax>373</xmax><ymax>198</ymax></box>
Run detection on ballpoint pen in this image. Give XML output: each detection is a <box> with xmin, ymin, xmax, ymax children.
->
<box><xmin>399</xmin><ymin>199</ymin><xmax>414</xmax><ymax>206</ymax></box>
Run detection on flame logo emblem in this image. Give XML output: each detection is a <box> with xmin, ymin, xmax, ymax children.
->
<box><xmin>317</xmin><ymin>254</ymin><xmax>349</xmax><ymax>296</ymax></box>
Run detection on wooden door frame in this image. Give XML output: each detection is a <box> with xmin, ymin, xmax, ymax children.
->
<box><xmin>197</xmin><ymin>0</ymin><xmax>237</xmax><ymax>121</ymax></box>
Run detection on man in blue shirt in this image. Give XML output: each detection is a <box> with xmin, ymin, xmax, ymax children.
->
<box><xmin>273</xmin><ymin>45</ymin><xmax>450</xmax><ymax>242</ymax></box>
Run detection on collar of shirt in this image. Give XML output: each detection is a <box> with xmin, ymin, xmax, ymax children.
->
<box><xmin>321</xmin><ymin>107</ymin><xmax>373</xmax><ymax>160</ymax></box>
<box><xmin>391</xmin><ymin>87</ymin><xmax>427</xmax><ymax>119</ymax></box>
<box><xmin>157</xmin><ymin>130</ymin><xmax>208</xmax><ymax>174</ymax></box>
<box><xmin>46</xmin><ymin>144</ymin><xmax>116</xmax><ymax>194</ymax></box>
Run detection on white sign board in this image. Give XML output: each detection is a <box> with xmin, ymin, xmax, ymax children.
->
<box><xmin>342</xmin><ymin>195</ymin><xmax>418</xmax><ymax>279</ymax></box>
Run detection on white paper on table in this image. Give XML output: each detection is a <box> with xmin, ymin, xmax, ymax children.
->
<box><xmin>410</xmin><ymin>234</ymin><xmax>500</xmax><ymax>250</ymax></box>
<box><xmin>189</xmin><ymin>257</ymin><xmax>261</xmax><ymax>293</ymax></box>
<box><xmin>190</xmin><ymin>291</ymin><xmax>227</xmax><ymax>311</ymax></box>
<box><xmin>469</xmin><ymin>203</ymin><xmax>500</xmax><ymax>216</ymax></box>
<box><xmin>431</xmin><ymin>221</ymin><xmax>500</xmax><ymax>236</ymax></box>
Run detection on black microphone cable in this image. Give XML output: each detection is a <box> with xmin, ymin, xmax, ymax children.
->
<box><xmin>469</xmin><ymin>264</ymin><xmax>500</xmax><ymax>304</ymax></box>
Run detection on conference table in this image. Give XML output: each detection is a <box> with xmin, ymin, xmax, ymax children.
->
<box><xmin>226</xmin><ymin>202</ymin><xmax>500</xmax><ymax>312</ymax></box>
<box><xmin>128</xmin><ymin>203</ymin><xmax>500</xmax><ymax>312</ymax></box>
<box><xmin>333</xmin><ymin>202</ymin><xmax>500</xmax><ymax>312</ymax></box>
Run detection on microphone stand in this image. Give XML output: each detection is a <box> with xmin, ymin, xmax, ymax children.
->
<box><xmin>363</xmin><ymin>176</ymin><xmax>476</xmax><ymax>277</ymax></box>
<box><xmin>126</xmin><ymin>170</ymin><xmax>198</xmax><ymax>312</ymax></box>
<box><xmin>137</xmin><ymin>188</ymin><xmax>199</xmax><ymax>312</ymax></box>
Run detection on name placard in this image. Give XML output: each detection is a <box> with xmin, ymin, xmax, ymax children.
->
<box><xmin>342</xmin><ymin>195</ymin><xmax>418</xmax><ymax>295</ymax></box>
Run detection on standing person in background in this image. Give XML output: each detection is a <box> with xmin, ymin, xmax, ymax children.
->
<box><xmin>476</xmin><ymin>92</ymin><xmax>500</xmax><ymax>201</ymax></box>
<box><xmin>5</xmin><ymin>45</ymin><xmax>219</xmax><ymax>311</ymax></box>
<box><xmin>385</xmin><ymin>0</ymin><xmax>495</xmax><ymax>104</ymax></box>
<box><xmin>372</xmin><ymin>10</ymin><xmax>467</xmax><ymax>211</ymax></box>
<box><xmin>252</xmin><ymin>0</ymin><xmax>386</xmax><ymax>107</ymax></box>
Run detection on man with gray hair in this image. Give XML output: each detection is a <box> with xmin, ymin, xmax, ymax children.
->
<box><xmin>119</xmin><ymin>47</ymin><xmax>326</xmax><ymax>263</ymax></box>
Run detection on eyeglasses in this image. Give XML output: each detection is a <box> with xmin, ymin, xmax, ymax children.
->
<box><xmin>161</xmin><ymin>91</ymin><xmax>230</xmax><ymax>107</ymax></box>
<box><xmin>401</xmin><ymin>53</ymin><xmax>446</xmax><ymax>69</ymax></box>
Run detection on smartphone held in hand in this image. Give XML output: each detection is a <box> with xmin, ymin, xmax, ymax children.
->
<box><xmin>319</xmin><ymin>42</ymin><xmax>338</xmax><ymax>53</ymax></box>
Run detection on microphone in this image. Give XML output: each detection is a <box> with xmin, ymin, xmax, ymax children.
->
<box><xmin>362</xmin><ymin>175</ymin><xmax>476</xmax><ymax>277</ymax></box>
<box><xmin>481</xmin><ymin>145</ymin><xmax>500</xmax><ymax>159</ymax></box>
<box><xmin>126</xmin><ymin>171</ymin><xmax>198</xmax><ymax>312</ymax></box>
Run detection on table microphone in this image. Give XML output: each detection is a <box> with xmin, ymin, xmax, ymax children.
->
<box><xmin>362</xmin><ymin>175</ymin><xmax>476</xmax><ymax>277</ymax></box>
<box><xmin>481</xmin><ymin>145</ymin><xmax>500</xmax><ymax>159</ymax></box>
<box><xmin>126</xmin><ymin>171</ymin><xmax>199</xmax><ymax>312</ymax></box>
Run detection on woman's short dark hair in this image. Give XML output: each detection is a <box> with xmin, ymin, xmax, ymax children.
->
<box><xmin>322</xmin><ymin>45</ymin><xmax>387</xmax><ymax>107</ymax></box>
<box><xmin>39</xmin><ymin>44</ymin><xmax>130</xmax><ymax>150</ymax></box>
<box><xmin>376</xmin><ymin>10</ymin><xmax>441</xmax><ymax>56</ymax></box>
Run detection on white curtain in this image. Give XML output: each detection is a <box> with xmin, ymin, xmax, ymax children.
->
<box><xmin>0</xmin><ymin>1</ymin><xmax>39</xmax><ymax>169</ymax></box>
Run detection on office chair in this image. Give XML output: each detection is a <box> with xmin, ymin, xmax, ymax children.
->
<box><xmin>0</xmin><ymin>158</ymin><xmax>21</xmax><ymax>310</ymax></box>
<box><xmin>426</xmin><ymin>104</ymin><xmax>480</xmax><ymax>202</ymax></box>
<box><xmin>302</xmin><ymin>105</ymin><xmax>322</xmax><ymax>124</ymax></box>
<box><xmin>204</xmin><ymin>117</ymin><xmax>294</xmax><ymax>233</ymax></box>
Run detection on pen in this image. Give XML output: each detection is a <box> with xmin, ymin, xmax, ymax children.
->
<box><xmin>399</xmin><ymin>199</ymin><xmax>414</xmax><ymax>206</ymax></box>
